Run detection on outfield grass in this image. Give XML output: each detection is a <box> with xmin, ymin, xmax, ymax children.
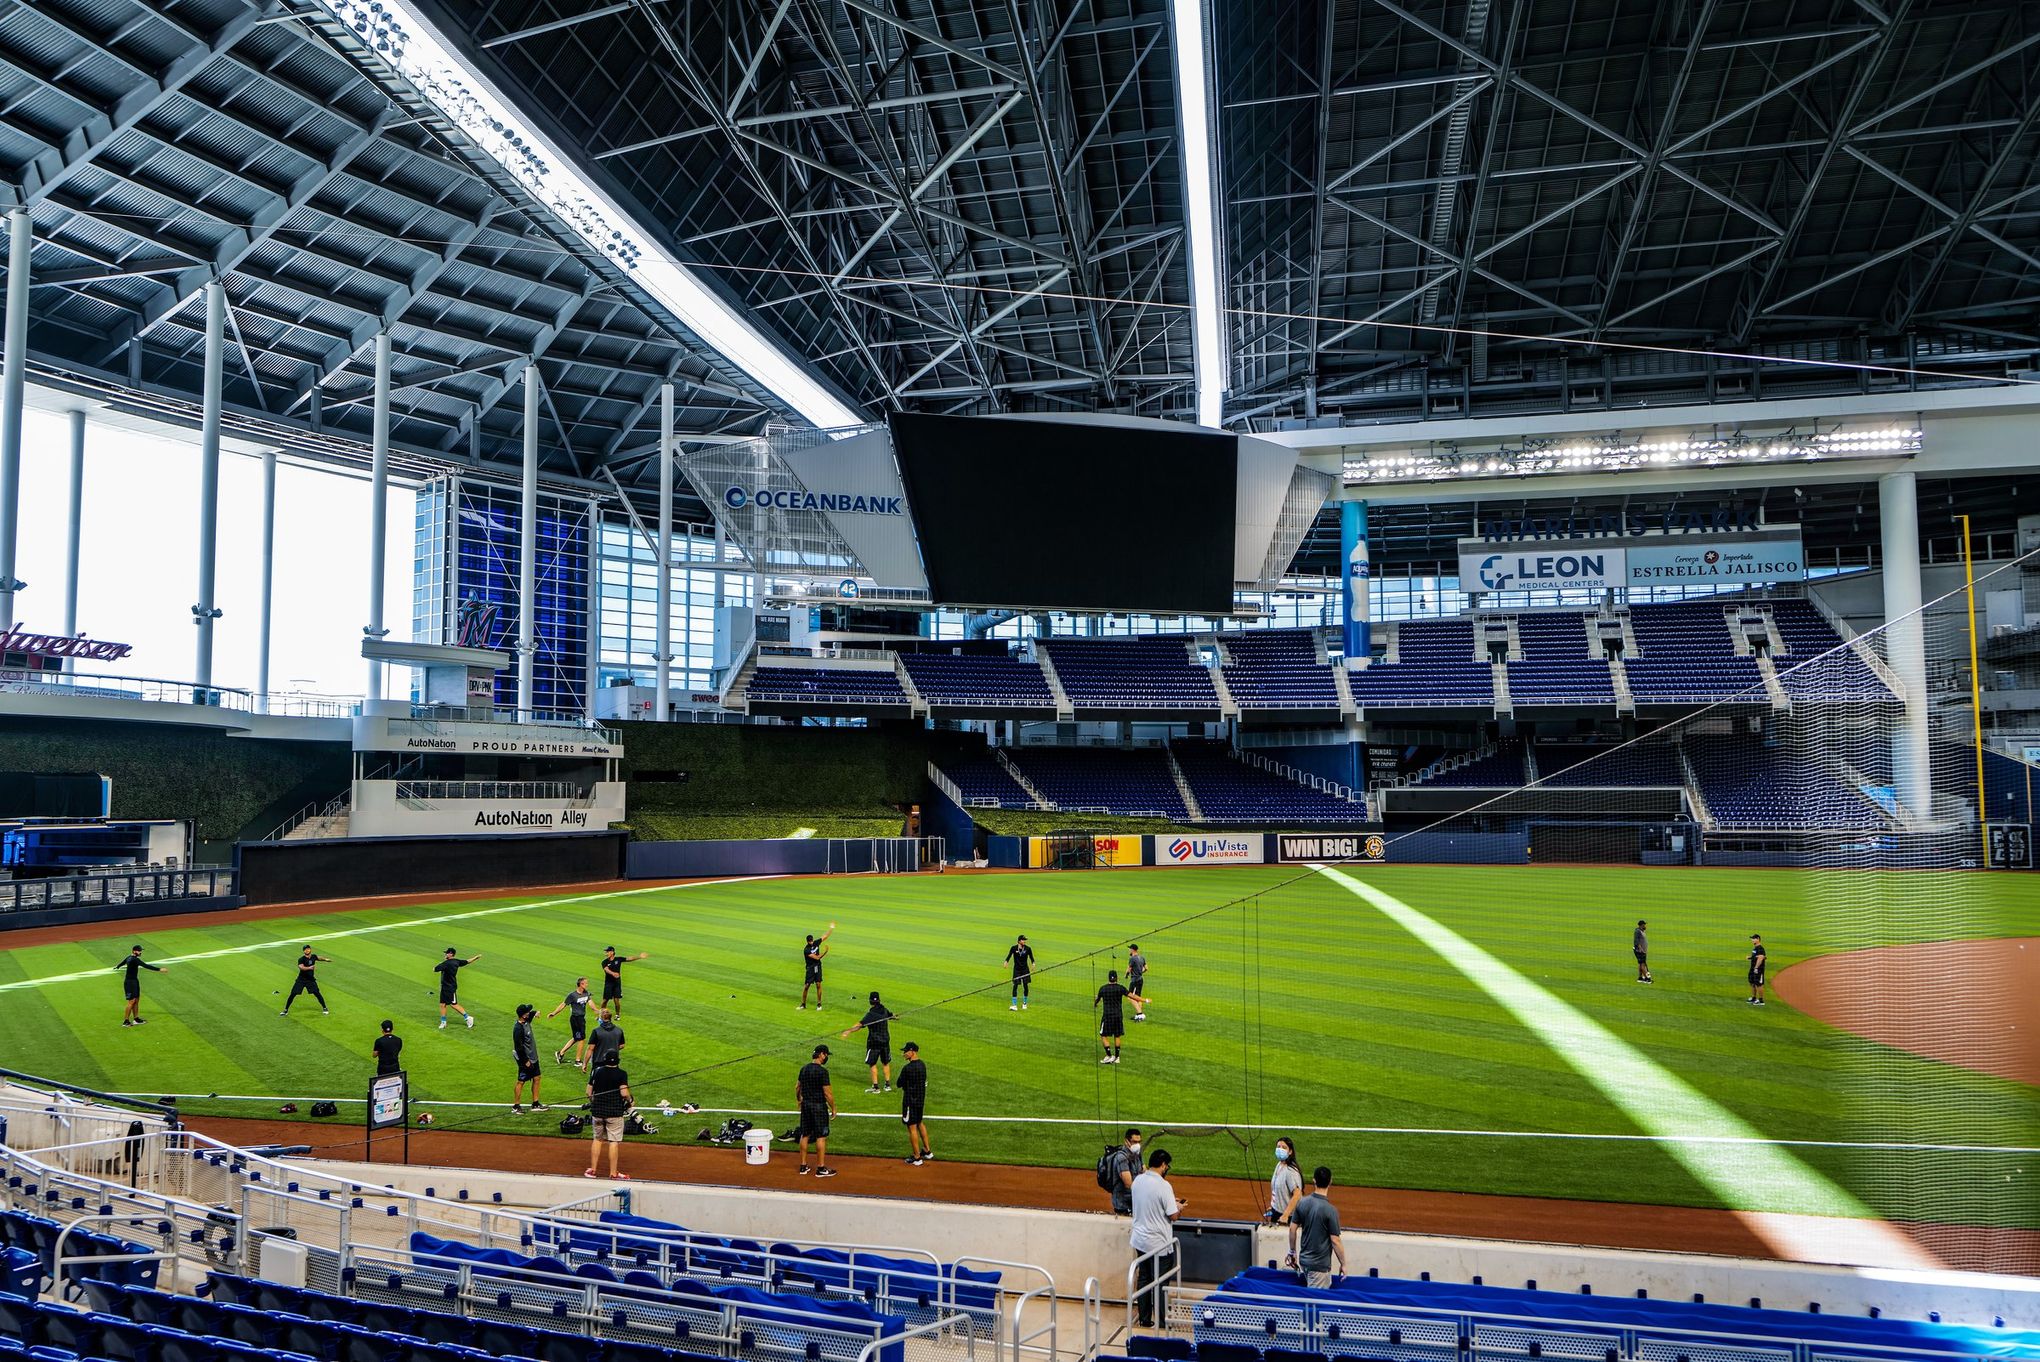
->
<box><xmin>0</xmin><ymin>864</ymin><xmax>2033</xmax><ymax>1226</ymax></box>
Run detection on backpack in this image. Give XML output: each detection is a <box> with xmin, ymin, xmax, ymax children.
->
<box><xmin>1095</xmin><ymin>1145</ymin><xmax>1124</xmax><ymax>1193</ymax></box>
<box><xmin>309</xmin><ymin>1101</ymin><xmax>338</xmax><ymax>1118</ymax></box>
<box><xmin>558</xmin><ymin>1115</ymin><xmax>587</xmax><ymax>1134</ymax></box>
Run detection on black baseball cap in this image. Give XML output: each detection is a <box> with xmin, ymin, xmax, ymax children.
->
<box><xmin>813</xmin><ymin>1044</ymin><xmax>830</xmax><ymax>1058</ymax></box>
<box><xmin>903</xmin><ymin>1042</ymin><xmax>919</xmax><ymax>1054</ymax></box>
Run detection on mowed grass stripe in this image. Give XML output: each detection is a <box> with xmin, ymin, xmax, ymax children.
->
<box><xmin>1</xmin><ymin>866</ymin><xmax>2034</xmax><ymax>1225</ymax></box>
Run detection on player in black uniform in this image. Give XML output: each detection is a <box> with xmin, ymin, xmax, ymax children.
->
<box><xmin>511</xmin><ymin>1003</ymin><xmax>547</xmax><ymax>1113</ymax></box>
<box><xmin>798</xmin><ymin>926</ymin><xmax>834</xmax><ymax>1011</ymax></box>
<box><xmin>372</xmin><ymin>1020</ymin><xmax>403</xmax><ymax>1075</ymax></box>
<box><xmin>548</xmin><ymin>976</ymin><xmax>594</xmax><ymax>1067</ymax></box>
<box><xmin>898</xmin><ymin>1041</ymin><xmax>931</xmax><ymax>1165</ymax></box>
<box><xmin>1093</xmin><ymin>968</ymin><xmax>1144</xmax><ymax>1064</ymax></box>
<box><xmin>1633</xmin><ymin>921</ymin><xmax>1652</xmax><ymax>983</ymax></box>
<box><xmin>282</xmin><ymin>946</ymin><xmax>332</xmax><ymax>1016</ymax></box>
<box><xmin>435</xmin><ymin>948</ymin><xmax>480</xmax><ymax>1028</ymax></box>
<box><xmin>115</xmin><ymin>945</ymin><xmax>164</xmax><ymax>1026</ymax></box>
<box><xmin>796</xmin><ymin>1044</ymin><xmax>837</xmax><ymax>1178</ymax></box>
<box><xmin>1004</xmin><ymin>935</ymin><xmax>1035</xmax><ymax>1012</ymax></box>
<box><xmin>1747</xmin><ymin>933</ymin><xmax>1767</xmax><ymax>1006</ymax></box>
<box><xmin>599</xmin><ymin>947</ymin><xmax>649</xmax><ymax>1017</ymax></box>
<box><xmin>839</xmin><ymin>990</ymin><xmax>896</xmax><ymax>1093</ymax></box>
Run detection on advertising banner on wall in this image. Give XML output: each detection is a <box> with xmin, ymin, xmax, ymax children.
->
<box><xmin>1457</xmin><ymin>543</ymin><xmax>1626</xmax><ymax>593</ymax></box>
<box><xmin>1092</xmin><ymin>835</ymin><xmax>1144</xmax><ymax>867</ymax></box>
<box><xmin>1273</xmin><ymin>833</ymin><xmax>1387</xmax><ymax>863</ymax></box>
<box><xmin>1458</xmin><ymin>529</ymin><xmax>1805</xmax><ymax>592</ymax></box>
<box><xmin>1159</xmin><ymin>835</ymin><xmax>1265</xmax><ymax>865</ymax></box>
<box><xmin>1624</xmin><ymin>535</ymin><xmax>1805</xmax><ymax>586</ymax></box>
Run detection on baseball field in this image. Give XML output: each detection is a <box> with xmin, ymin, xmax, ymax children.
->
<box><xmin>0</xmin><ymin>864</ymin><xmax>2032</xmax><ymax>1229</ymax></box>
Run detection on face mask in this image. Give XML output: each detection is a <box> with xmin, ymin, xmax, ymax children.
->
<box><xmin>1128</xmin><ymin>1142</ymin><xmax>1141</xmax><ymax>1154</ymax></box>
<box><xmin>1275</xmin><ymin>1149</ymin><xmax>1290</xmax><ymax>1162</ymax></box>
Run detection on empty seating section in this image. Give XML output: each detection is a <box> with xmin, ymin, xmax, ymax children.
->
<box><xmin>746</xmin><ymin>668</ymin><xmax>908</xmax><ymax>706</ymax></box>
<box><xmin>1410</xmin><ymin>742</ymin><xmax>1527</xmax><ymax>788</ymax></box>
<box><xmin>1043</xmin><ymin>638</ymin><xmax>1219</xmax><ymax>711</ymax></box>
<box><xmin>1766</xmin><ymin>601</ymin><xmax>1895</xmax><ymax>701</ymax></box>
<box><xmin>1507</xmin><ymin>614</ymin><xmax>1614</xmax><ymax>702</ymax></box>
<box><xmin>1006</xmin><ymin>747</ymin><xmax>1189</xmax><ymax>819</ymax></box>
<box><xmin>1623</xmin><ymin>604</ymin><xmax>1762</xmax><ymax>701</ymax></box>
<box><xmin>1685</xmin><ymin>735</ymin><xmax>1887</xmax><ymax>828</ymax></box>
<box><xmin>935</xmin><ymin>753</ymin><xmax>1034</xmax><ymax>808</ymax></box>
<box><xmin>899</xmin><ymin>653</ymin><xmax>1055</xmax><ymax>709</ymax></box>
<box><xmin>1166</xmin><ymin>1269</ymin><xmax>2040</xmax><ymax>1362</ymax></box>
<box><xmin>1170</xmin><ymin>743</ymin><xmax>1368</xmax><ymax>823</ymax></box>
<box><xmin>1346</xmin><ymin>620</ymin><xmax>1493</xmax><ymax>707</ymax></box>
<box><xmin>1219</xmin><ymin>631</ymin><xmax>1339</xmax><ymax>710</ymax></box>
<box><xmin>1536</xmin><ymin>743</ymin><xmax>1685</xmax><ymax>787</ymax></box>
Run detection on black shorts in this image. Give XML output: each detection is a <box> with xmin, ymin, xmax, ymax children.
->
<box><xmin>123</xmin><ymin>985</ymin><xmax>140</xmax><ymax>1001</ymax></box>
<box><xmin>1128</xmin><ymin>976</ymin><xmax>1145</xmax><ymax>997</ymax></box>
<box><xmin>798</xmin><ymin>1103</ymin><xmax>831</xmax><ymax>1139</ymax></box>
<box><xmin>1749</xmin><ymin>970</ymin><xmax>1766</xmax><ymax>987</ymax></box>
<box><xmin>517</xmin><ymin>1060</ymin><xmax>541</xmax><ymax>1082</ymax></box>
<box><xmin>1100</xmin><ymin>1018</ymin><xmax>1125</xmax><ymax>1038</ymax></box>
<box><xmin>439</xmin><ymin>991</ymin><xmax>458</xmax><ymax>1006</ymax></box>
<box><xmin>1633</xmin><ymin>950</ymin><xmax>1647</xmax><ymax>963</ymax></box>
<box><xmin>901</xmin><ymin>1102</ymin><xmax>924</xmax><ymax>1126</ymax></box>
<box><xmin>569</xmin><ymin>1017</ymin><xmax>587</xmax><ymax>1041</ymax></box>
<box><xmin>602</xmin><ymin>987</ymin><xmax>622</xmax><ymax>1002</ymax></box>
<box><xmin>804</xmin><ymin>969</ymin><xmax>823</xmax><ymax>985</ymax></box>
<box><xmin>865</xmin><ymin>1042</ymin><xmax>891</xmax><ymax>1067</ymax></box>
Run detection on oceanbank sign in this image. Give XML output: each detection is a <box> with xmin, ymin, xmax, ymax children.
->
<box><xmin>724</xmin><ymin>486</ymin><xmax>905</xmax><ymax>516</ymax></box>
<box><xmin>1458</xmin><ymin>530</ymin><xmax>1804</xmax><ymax>592</ymax></box>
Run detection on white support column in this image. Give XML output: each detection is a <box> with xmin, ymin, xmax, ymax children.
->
<box><xmin>364</xmin><ymin>329</ymin><xmax>392</xmax><ymax>700</ymax></box>
<box><xmin>517</xmin><ymin>364</ymin><xmax>540</xmax><ymax>719</ymax></box>
<box><xmin>1879</xmin><ymin>470</ymin><xmax>1932</xmax><ymax>820</ymax></box>
<box><xmin>257</xmin><ymin>450</ymin><xmax>277</xmax><ymax>713</ymax></box>
<box><xmin>712</xmin><ymin>520</ymin><xmax>726</xmax><ymax>611</ymax></box>
<box><xmin>62</xmin><ymin>410</ymin><xmax>85</xmax><ymax>671</ymax></box>
<box><xmin>655</xmin><ymin>382</ymin><xmax>675</xmax><ymax>721</ymax></box>
<box><xmin>0</xmin><ymin>208</ymin><xmax>30</xmax><ymax>632</ymax></box>
<box><xmin>192</xmin><ymin>279</ymin><xmax>225</xmax><ymax>693</ymax></box>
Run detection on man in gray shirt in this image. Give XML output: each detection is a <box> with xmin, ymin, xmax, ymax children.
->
<box><xmin>1126</xmin><ymin>945</ymin><xmax>1148</xmax><ymax>1021</ymax></box>
<box><xmin>1287</xmin><ymin>1165</ymin><xmax>1346</xmax><ymax>1290</ymax></box>
<box><xmin>1633</xmin><ymin>920</ymin><xmax>1652</xmax><ymax>983</ymax></box>
<box><xmin>1128</xmin><ymin>1148</ymin><xmax>1185</xmax><ymax>1327</ymax></box>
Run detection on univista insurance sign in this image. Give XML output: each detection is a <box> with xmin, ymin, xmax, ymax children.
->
<box><xmin>0</xmin><ymin>626</ymin><xmax>134</xmax><ymax>662</ymax></box>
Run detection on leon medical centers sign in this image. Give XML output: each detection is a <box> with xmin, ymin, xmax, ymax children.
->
<box><xmin>1457</xmin><ymin>528</ymin><xmax>1804</xmax><ymax>594</ymax></box>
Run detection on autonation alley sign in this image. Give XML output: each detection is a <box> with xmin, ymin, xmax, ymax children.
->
<box><xmin>1457</xmin><ymin>529</ymin><xmax>1805</xmax><ymax>593</ymax></box>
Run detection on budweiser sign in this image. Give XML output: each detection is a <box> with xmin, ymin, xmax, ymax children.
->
<box><xmin>0</xmin><ymin>626</ymin><xmax>134</xmax><ymax>662</ymax></box>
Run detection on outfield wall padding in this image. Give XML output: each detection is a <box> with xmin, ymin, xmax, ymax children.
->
<box><xmin>0</xmin><ymin>894</ymin><xmax>245</xmax><ymax>933</ymax></box>
<box><xmin>625</xmin><ymin>837</ymin><xmax>933</xmax><ymax>878</ymax></box>
<box><xmin>236</xmin><ymin>831</ymin><xmax>626</xmax><ymax>905</ymax></box>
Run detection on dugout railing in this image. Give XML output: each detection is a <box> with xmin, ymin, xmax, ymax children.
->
<box><xmin>0</xmin><ymin>1081</ymin><xmax>1058</xmax><ymax>1362</ymax></box>
<box><xmin>1144</xmin><ymin>1283</ymin><xmax>2029</xmax><ymax>1362</ymax></box>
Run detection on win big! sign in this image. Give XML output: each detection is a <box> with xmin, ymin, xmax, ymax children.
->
<box><xmin>1275</xmin><ymin>834</ymin><xmax>1386</xmax><ymax>864</ymax></box>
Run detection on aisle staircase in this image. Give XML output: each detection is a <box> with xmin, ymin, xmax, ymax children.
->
<box><xmin>1164</xmin><ymin>746</ymin><xmax>1206</xmax><ymax>821</ymax></box>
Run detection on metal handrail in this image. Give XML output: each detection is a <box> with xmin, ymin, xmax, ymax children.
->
<box><xmin>1081</xmin><ymin>1276</ymin><xmax>1103</xmax><ymax>1362</ymax></box>
<box><xmin>52</xmin><ymin>1210</ymin><xmax>181</xmax><ymax>1297</ymax></box>
<box><xmin>1125</xmin><ymin>1241</ymin><xmax>1180</xmax><ymax>1334</ymax></box>
<box><xmin>0</xmin><ymin>671</ymin><xmax>256</xmax><ymax>709</ymax></box>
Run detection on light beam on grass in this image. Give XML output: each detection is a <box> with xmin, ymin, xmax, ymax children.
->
<box><xmin>1315</xmin><ymin>865</ymin><xmax>1940</xmax><ymax>1268</ymax></box>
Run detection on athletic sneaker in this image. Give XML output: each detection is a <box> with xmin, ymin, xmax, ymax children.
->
<box><xmin>532</xmin><ymin>1102</ymin><xmax>549</xmax><ymax>1112</ymax></box>
<box><xmin>921</xmin><ymin>1151</ymin><xmax>934</xmax><ymax>1161</ymax></box>
<box><xmin>280</xmin><ymin>1010</ymin><xmax>289</xmax><ymax>1017</ymax></box>
<box><xmin>865</xmin><ymin>1085</ymin><xmax>882</xmax><ymax>1094</ymax></box>
<box><xmin>438</xmin><ymin>1020</ymin><xmax>447</xmax><ymax>1029</ymax></box>
<box><xmin>796</xmin><ymin>1004</ymin><xmax>805</xmax><ymax>1011</ymax></box>
<box><xmin>797</xmin><ymin>1165</ymin><xmax>811</xmax><ymax>1175</ymax></box>
<box><xmin>121</xmin><ymin>1020</ymin><xmax>132</xmax><ymax>1028</ymax></box>
<box><xmin>1133</xmin><ymin>1013</ymin><xmax>1145</xmax><ymax>1021</ymax></box>
<box><xmin>905</xmin><ymin>1156</ymin><xmax>920</xmax><ymax>1165</ymax></box>
<box><xmin>882</xmin><ymin>1083</ymin><xmax>892</xmax><ymax>1093</ymax></box>
<box><xmin>321</xmin><ymin>1008</ymin><xmax>329</xmax><ymax>1014</ymax></box>
<box><xmin>1009</xmin><ymin>1003</ymin><xmax>1018</xmax><ymax>1011</ymax></box>
<box><xmin>511</xmin><ymin>1104</ymin><xmax>524</xmax><ymax>1114</ymax></box>
<box><xmin>1100</xmin><ymin>1056</ymin><xmax>1114</xmax><ymax>1064</ymax></box>
<box><xmin>814</xmin><ymin>1167</ymin><xmax>837</xmax><ymax>1179</ymax></box>
<box><xmin>464</xmin><ymin>1014</ymin><xmax>475</xmax><ymax>1028</ymax></box>
<box><xmin>1020</xmin><ymin>1003</ymin><xmax>1027</xmax><ymax>1010</ymax></box>
<box><xmin>133</xmin><ymin>1018</ymin><xmax>147</xmax><ymax>1025</ymax></box>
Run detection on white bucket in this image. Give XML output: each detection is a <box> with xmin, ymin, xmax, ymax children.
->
<box><xmin>744</xmin><ymin>1128</ymin><xmax>771</xmax><ymax>1165</ymax></box>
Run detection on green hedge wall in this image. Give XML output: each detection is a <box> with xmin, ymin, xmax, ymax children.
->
<box><xmin>0</xmin><ymin>718</ymin><xmax>349</xmax><ymax>842</ymax></box>
<box><xmin>616</xmin><ymin>720</ymin><xmax>956</xmax><ymax>817</ymax></box>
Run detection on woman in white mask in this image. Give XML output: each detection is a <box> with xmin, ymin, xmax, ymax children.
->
<box><xmin>1268</xmin><ymin>1137</ymin><xmax>1303</xmax><ymax>1268</ymax></box>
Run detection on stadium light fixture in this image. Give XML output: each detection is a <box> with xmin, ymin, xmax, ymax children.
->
<box><xmin>1341</xmin><ymin>425</ymin><xmax>1923</xmax><ymax>485</ymax></box>
<box><xmin>317</xmin><ymin>0</ymin><xmax>865</xmax><ymax>433</ymax></box>
<box><xmin>1169</xmin><ymin>0</ymin><xmax>1227</xmax><ymax>429</ymax></box>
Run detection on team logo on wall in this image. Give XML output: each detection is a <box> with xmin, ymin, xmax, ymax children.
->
<box><xmin>725</xmin><ymin>487</ymin><xmax>750</xmax><ymax>510</ymax></box>
<box><xmin>454</xmin><ymin>597</ymin><xmax>502</xmax><ymax>649</ymax></box>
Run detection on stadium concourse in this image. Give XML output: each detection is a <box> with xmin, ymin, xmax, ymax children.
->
<box><xmin>3</xmin><ymin>0</ymin><xmax>2040</xmax><ymax>1357</ymax></box>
